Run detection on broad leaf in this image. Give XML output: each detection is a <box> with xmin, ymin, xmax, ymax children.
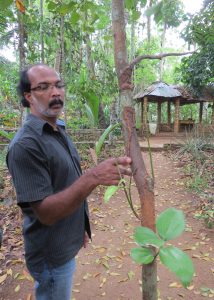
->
<box><xmin>95</xmin><ymin>123</ymin><xmax>120</xmax><ymax>157</ymax></box>
<box><xmin>70</xmin><ymin>11</ymin><xmax>81</xmax><ymax>25</ymax></box>
<box><xmin>131</xmin><ymin>247</ymin><xmax>154</xmax><ymax>264</ymax></box>
<box><xmin>104</xmin><ymin>185</ymin><xmax>119</xmax><ymax>203</ymax></box>
<box><xmin>131</xmin><ymin>10</ymin><xmax>141</xmax><ymax>21</ymax></box>
<box><xmin>159</xmin><ymin>246</ymin><xmax>194</xmax><ymax>287</ymax></box>
<box><xmin>134</xmin><ymin>226</ymin><xmax>164</xmax><ymax>248</ymax></box>
<box><xmin>84</xmin><ymin>103</ymin><xmax>95</xmax><ymax>127</ymax></box>
<box><xmin>156</xmin><ymin>208</ymin><xmax>185</xmax><ymax>241</ymax></box>
<box><xmin>0</xmin><ymin>0</ymin><xmax>13</xmax><ymax>10</ymax></box>
<box><xmin>82</xmin><ymin>91</ymin><xmax>99</xmax><ymax>126</ymax></box>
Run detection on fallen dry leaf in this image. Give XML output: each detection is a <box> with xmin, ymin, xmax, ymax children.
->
<box><xmin>0</xmin><ymin>274</ymin><xmax>7</xmax><ymax>284</ymax></box>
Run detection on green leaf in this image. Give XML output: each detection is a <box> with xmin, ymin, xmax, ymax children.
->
<box><xmin>47</xmin><ymin>1</ymin><xmax>58</xmax><ymax>11</ymax></box>
<box><xmin>159</xmin><ymin>246</ymin><xmax>194</xmax><ymax>287</ymax></box>
<box><xmin>70</xmin><ymin>11</ymin><xmax>81</xmax><ymax>25</ymax></box>
<box><xmin>156</xmin><ymin>208</ymin><xmax>185</xmax><ymax>241</ymax></box>
<box><xmin>133</xmin><ymin>226</ymin><xmax>164</xmax><ymax>248</ymax></box>
<box><xmin>131</xmin><ymin>247</ymin><xmax>154</xmax><ymax>264</ymax></box>
<box><xmin>0</xmin><ymin>0</ymin><xmax>13</xmax><ymax>10</ymax></box>
<box><xmin>95</xmin><ymin>123</ymin><xmax>120</xmax><ymax>157</ymax></box>
<box><xmin>82</xmin><ymin>91</ymin><xmax>99</xmax><ymax>126</ymax></box>
<box><xmin>104</xmin><ymin>185</ymin><xmax>119</xmax><ymax>203</ymax></box>
<box><xmin>95</xmin><ymin>15</ymin><xmax>110</xmax><ymax>30</ymax></box>
<box><xmin>125</xmin><ymin>0</ymin><xmax>135</xmax><ymax>10</ymax></box>
<box><xmin>131</xmin><ymin>10</ymin><xmax>141</xmax><ymax>21</ymax></box>
<box><xmin>84</xmin><ymin>103</ymin><xmax>95</xmax><ymax>127</ymax></box>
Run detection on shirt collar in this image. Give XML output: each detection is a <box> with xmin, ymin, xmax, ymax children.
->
<box><xmin>25</xmin><ymin>114</ymin><xmax>54</xmax><ymax>136</ymax></box>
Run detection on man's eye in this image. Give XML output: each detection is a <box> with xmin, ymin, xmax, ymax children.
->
<box><xmin>39</xmin><ymin>84</ymin><xmax>49</xmax><ymax>90</ymax></box>
<box><xmin>56</xmin><ymin>83</ymin><xmax>65</xmax><ymax>88</ymax></box>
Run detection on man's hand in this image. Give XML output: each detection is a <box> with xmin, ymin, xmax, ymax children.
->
<box><xmin>88</xmin><ymin>156</ymin><xmax>132</xmax><ymax>187</ymax></box>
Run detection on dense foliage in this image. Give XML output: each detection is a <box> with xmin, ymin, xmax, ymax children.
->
<box><xmin>178</xmin><ymin>1</ymin><xmax>214</xmax><ymax>96</ymax></box>
<box><xmin>0</xmin><ymin>0</ymin><xmax>213</xmax><ymax>128</ymax></box>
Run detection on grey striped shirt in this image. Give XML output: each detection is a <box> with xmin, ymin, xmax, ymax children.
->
<box><xmin>6</xmin><ymin>114</ymin><xmax>90</xmax><ymax>272</ymax></box>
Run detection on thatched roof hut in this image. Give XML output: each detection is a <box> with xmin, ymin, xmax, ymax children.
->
<box><xmin>133</xmin><ymin>81</ymin><xmax>210</xmax><ymax>134</ymax></box>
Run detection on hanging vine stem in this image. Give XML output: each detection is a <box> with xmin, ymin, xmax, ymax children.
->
<box><xmin>116</xmin><ymin>164</ymin><xmax>140</xmax><ymax>220</ymax></box>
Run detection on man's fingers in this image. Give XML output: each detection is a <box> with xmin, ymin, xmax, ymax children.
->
<box><xmin>119</xmin><ymin>167</ymin><xmax>132</xmax><ymax>176</ymax></box>
<box><xmin>114</xmin><ymin>156</ymin><xmax>132</xmax><ymax>166</ymax></box>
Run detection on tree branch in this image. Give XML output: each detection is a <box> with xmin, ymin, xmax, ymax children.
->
<box><xmin>130</xmin><ymin>51</ymin><xmax>196</xmax><ymax>69</ymax></box>
<box><xmin>119</xmin><ymin>50</ymin><xmax>196</xmax><ymax>90</ymax></box>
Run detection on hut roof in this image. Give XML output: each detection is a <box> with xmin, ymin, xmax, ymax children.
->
<box><xmin>133</xmin><ymin>82</ymin><xmax>181</xmax><ymax>100</ymax></box>
<box><xmin>133</xmin><ymin>81</ymin><xmax>203</xmax><ymax>104</ymax></box>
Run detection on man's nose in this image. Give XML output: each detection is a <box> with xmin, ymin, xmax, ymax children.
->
<box><xmin>50</xmin><ymin>85</ymin><xmax>61</xmax><ymax>96</ymax></box>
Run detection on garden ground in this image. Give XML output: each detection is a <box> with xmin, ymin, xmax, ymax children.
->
<box><xmin>0</xmin><ymin>151</ymin><xmax>214</xmax><ymax>300</ymax></box>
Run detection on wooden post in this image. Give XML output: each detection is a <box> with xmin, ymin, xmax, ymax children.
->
<box><xmin>143</xmin><ymin>97</ymin><xmax>148</xmax><ymax>133</ymax></box>
<box><xmin>174</xmin><ymin>98</ymin><xmax>180</xmax><ymax>134</ymax></box>
<box><xmin>157</xmin><ymin>101</ymin><xmax>161</xmax><ymax>133</ymax></box>
<box><xmin>167</xmin><ymin>100</ymin><xmax>171</xmax><ymax>130</ymax></box>
<box><xmin>140</xmin><ymin>101</ymin><xmax>144</xmax><ymax>136</ymax></box>
<box><xmin>199</xmin><ymin>102</ymin><xmax>203</xmax><ymax>124</ymax></box>
<box><xmin>212</xmin><ymin>101</ymin><xmax>214</xmax><ymax>125</ymax></box>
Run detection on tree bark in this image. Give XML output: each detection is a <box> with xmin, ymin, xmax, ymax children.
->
<box><xmin>159</xmin><ymin>22</ymin><xmax>167</xmax><ymax>81</ymax></box>
<box><xmin>147</xmin><ymin>0</ymin><xmax>153</xmax><ymax>43</ymax></box>
<box><xmin>85</xmin><ymin>33</ymin><xmax>107</xmax><ymax>128</ymax></box>
<box><xmin>17</xmin><ymin>10</ymin><xmax>26</xmax><ymax>126</ymax></box>
<box><xmin>112</xmin><ymin>1</ymin><xmax>157</xmax><ymax>299</ymax></box>
<box><xmin>40</xmin><ymin>0</ymin><xmax>44</xmax><ymax>63</ymax></box>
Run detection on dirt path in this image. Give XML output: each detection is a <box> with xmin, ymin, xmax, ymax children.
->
<box><xmin>0</xmin><ymin>152</ymin><xmax>214</xmax><ymax>300</ymax></box>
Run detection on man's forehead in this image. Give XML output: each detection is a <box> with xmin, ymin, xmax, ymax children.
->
<box><xmin>28</xmin><ymin>65</ymin><xmax>60</xmax><ymax>82</ymax></box>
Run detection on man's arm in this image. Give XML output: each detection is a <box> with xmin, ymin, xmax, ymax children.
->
<box><xmin>31</xmin><ymin>157</ymin><xmax>131</xmax><ymax>225</ymax></box>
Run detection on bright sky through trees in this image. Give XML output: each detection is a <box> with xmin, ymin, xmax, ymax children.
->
<box><xmin>0</xmin><ymin>0</ymin><xmax>203</xmax><ymax>62</ymax></box>
<box><xmin>182</xmin><ymin>0</ymin><xmax>203</xmax><ymax>13</ymax></box>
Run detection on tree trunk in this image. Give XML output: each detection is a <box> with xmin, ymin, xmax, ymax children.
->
<box><xmin>17</xmin><ymin>10</ymin><xmax>26</xmax><ymax>126</ymax></box>
<box><xmin>85</xmin><ymin>34</ymin><xmax>95</xmax><ymax>79</ymax></box>
<box><xmin>85</xmin><ymin>33</ymin><xmax>107</xmax><ymax>128</ymax></box>
<box><xmin>40</xmin><ymin>0</ymin><xmax>44</xmax><ymax>63</ymax></box>
<box><xmin>112</xmin><ymin>1</ymin><xmax>157</xmax><ymax>299</ymax></box>
<box><xmin>199</xmin><ymin>102</ymin><xmax>203</xmax><ymax>124</ymax></box>
<box><xmin>55</xmin><ymin>17</ymin><xmax>67</xmax><ymax>128</ymax></box>
<box><xmin>159</xmin><ymin>22</ymin><xmax>167</xmax><ymax>81</ymax></box>
<box><xmin>147</xmin><ymin>0</ymin><xmax>153</xmax><ymax>43</ymax></box>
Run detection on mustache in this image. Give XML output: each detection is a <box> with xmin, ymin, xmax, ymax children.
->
<box><xmin>49</xmin><ymin>98</ymin><xmax>64</xmax><ymax>108</ymax></box>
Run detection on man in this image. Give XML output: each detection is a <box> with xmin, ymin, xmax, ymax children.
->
<box><xmin>6</xmin><ymin>64</ymin><xmax>132</xmax><ymax>300</ymax></box>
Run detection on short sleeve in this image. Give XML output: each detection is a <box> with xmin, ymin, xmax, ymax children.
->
<box><xmin>7</xmin><ymin>141</ymin><xmax>53</xmax><ymax>205</ymax></box>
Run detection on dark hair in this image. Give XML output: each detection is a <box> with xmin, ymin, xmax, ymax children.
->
<box><xmin>17</xmin><ymin>63</ymin><xmax>47</xmax><ymax>107</ymax></box>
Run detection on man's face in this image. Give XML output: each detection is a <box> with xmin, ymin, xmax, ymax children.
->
<box><xmin>24</xmin><ymin>65</ymin><xmax>65</xmax><ymax>119</ymax></box>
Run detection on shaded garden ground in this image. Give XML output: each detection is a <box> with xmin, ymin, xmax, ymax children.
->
<box><xmin>0</xmin><ymin>151</ymin><xmax>214</xmax><ymax>300</ymax></box>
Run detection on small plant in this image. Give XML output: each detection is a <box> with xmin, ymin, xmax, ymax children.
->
<box><xmin>93</xmin><ymin>131</ymin><xmax>194</xmax><ymax>289</ymax></box>
<box><xmin>187</xmin><ymin>173</ymin><xmax>208</xmax><ymax>193</ymax></box>
<box><xmin>131</xmin><ymin>208</ymin><xmax>194</xmax><ymax>287</ymax></box>
<box><xmin>195</xmin><ymin>197</ymin><xmax>214</xmax><ymax>228</ymax></box>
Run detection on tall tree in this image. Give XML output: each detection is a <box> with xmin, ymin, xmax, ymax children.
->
<box><xmin>179</xmin><ymin>0</ymin><xmax>214</xmax><ymax>96</ymax></box>
<box><xmin>146</xmin><ymin>0</ymin><xmax>185</xmax><ymax>80</ymax></box>
<box><xmin>40</xmin><ymin>0</ymin><xmax>44</xmax><ymax>62</ymax></box>
<box><xmin>112</xmin><ymin>1</ymin><xmax>157</xmax><ymax>299</ymax></box>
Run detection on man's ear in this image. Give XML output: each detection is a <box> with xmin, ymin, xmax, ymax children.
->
<box><xmin>24</xmin><ymin>92</ymin><xmax>32</xmax><ymax>105</ymax></box>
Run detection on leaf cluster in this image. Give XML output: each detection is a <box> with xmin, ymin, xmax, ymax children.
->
<box><xmin>131</xmin><ymin>208</ymin><xmax>195</xmax><ymax>287</ymax></box>
<box><xmin>178</xmin><ymin>2</ymin><xmax>214</xmax><ymax>94</ymax></box>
